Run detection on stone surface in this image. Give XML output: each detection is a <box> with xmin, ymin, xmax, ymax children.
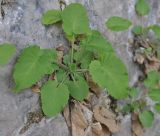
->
<box><xmin>0</xmin><ymin>0</ymin><xmax>160</xmax><ymax>136</ymax></box>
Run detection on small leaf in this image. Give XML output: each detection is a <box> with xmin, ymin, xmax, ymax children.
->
<box><xmin>81</xmin><ymin>30</ymin><xmax>113</xmax><ymax>54</ymax></box>
<box><xmin>139</xmin><ymin>111</ymin><xmax>154</xmax><ymax>128</ymax></box>
<box><xmin>122</xmin><ymin>104</ymin><xmax>132</xmax><ymax>113</ymax></box>
<box><xmin>155</xmin><ymin>104</ymin><xmax>160</xmax><ymax>113</ymax></box>
<box><xmin>66</xmin><ymin>77</ymin><xmax>89</xmax><ymax>101</ymax></box>
<box><xmin>106</xmin><ymin>16</ymin><xmax>132</xmax><ymax>31</ymax></box>
<box><xmin>132</xmin><ymin>25</ymin><xmax>144</xmax><ymax>35</ymax></box>
<box><xmin>148</xmin><ymin>89</ymin><xmax>160</xmax><ymax>103</ymax></box>
<box><xmin>144</xmin><ymin>71</ymin><xmax>160</xmax><ymax>89</ymax></box>
<box><xmin>129</xmin><ymin>88</ymin><xmax>139</xmax><ymax>98</ymax></box>
<box><xmin>135</xmin><ymin>0</ymin><xmax>150</xmax><ymax>16</ymax></box>
<box><xmin>41</xmin><ymin>80</ymin><xmax>69</xmax><ymax>117</ymax></box>
<box><xmin>62</xmin><ymin>3</ymin><xmax>90</xmax><ymax>39</ymax></box>
<box><xmin>74</xmin><ymin>49</ymin><xmax>93</xmax><ymax>69</ymax></box>
<box><xmin>13</xmin><ymin>46</ymin><xmax>57</xmax><ymax>92</ymax></box>
<box><xmin>149</xmin><ymin>25</ymin><xmax>160</xmax><ymax>39</ymax></box>
<box><xmin>0</xmin><ymin>43</ymin><xmax>16</xmax><ymax>65</ymax></box>
<box><xmin>89</xmin><ymin>54</ymin><xmax>129</xmax><ymax>99</ymax></box>
<box><xmin>41</xmin><ymin>10</ymin><xmax>62</xmax><ymax>25</ymax></box>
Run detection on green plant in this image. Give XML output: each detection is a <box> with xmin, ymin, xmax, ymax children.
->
<box><xmin>0</xmin><ymin>3</ymin><xmax>129</xmax><ymax>117</ymax></box>
<box><xmin>106</xmin><ymin>0</ymin><xmax>160</xmax><ymax>128</ymax></box>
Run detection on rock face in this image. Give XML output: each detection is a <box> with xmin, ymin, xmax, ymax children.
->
<box><xmin>0</xmin><ymin>0</ymin><xmax>160</xmax><ymax>136</ymax></box>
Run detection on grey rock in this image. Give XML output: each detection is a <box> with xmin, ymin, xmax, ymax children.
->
<box><xmin>0</xmin><ymin>0</ymin><xmax>160</xmax><ymax>136</ymax></box>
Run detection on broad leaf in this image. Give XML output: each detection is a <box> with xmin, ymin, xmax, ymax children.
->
<box><xmin>66</xmin><ymin>78</ymin><xmax>89</xmax><ymax>101</ymax></box>
<box><xmin>89</xmin><ymin>54</ymin><xmax>129</xmax><ymax>99</ymax></box>
<box><xmin>41</xmin><ymin>10</ymin><xmax>62</xmax><ymax>25</ymax></box>
<box><xmin>81</xmin><ymin>30</ymin><xmax>113</xmax><ymax>54</ymax></box>
<box><xmin>106</xmin><ymin>16</ymin><xmax>132</xmax><ymax>31</ymax></box>
<box><xmin>144</xmin><ymin>71</ymin><xmax>160</xmax><ymax>89</ymax></box>
<box><xmin>149</xmin><ymin>25</ymin><xmax>160</xmax><ymax>39</ymax></box>
<box><xmin>0</xmin><ymin>43</ymin><xmax>16</xmax><ymax>65</ymax></box>
<box><xmin>139</xmin><ymin>111</ymin><xmax>154</xmax><ymax>128</ymax></box>
<box><xmin>62</xmin><ymin>3</ymin><xmax>90</xmax><ymax>39</ymax></box>
<box><xmin>13</xmin><ymin>46</ymin><xmax>57</xmax><ymax>92</ymax></box>
<box><xmin>41</xmin><ymin>80</ymin><xmax>69</xmax><ymax>117</ymax></box>
<box><xmin>135</xmin><ymin>0</ymin><xmax>150</xmax><ymax>16</ymax></box>
<box><xmin>148</xmin><ymin>89</ymin><xmax>160</xmax><ymax>103</ymax></box>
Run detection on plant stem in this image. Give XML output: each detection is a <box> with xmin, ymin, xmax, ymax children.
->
<box><xmin>71</xmin><ymin>40</ymin><xmax>74</xmax><ymax>64</ymax></box>
<box><xmin>53</xmin><ymin>61</ymin><xmax>69</xmax><ymax>71</ymax></box>
<box><xmin>76</xmin><ymin>69</ymin><xmax>88</xmax><ymax>73</ymax></box>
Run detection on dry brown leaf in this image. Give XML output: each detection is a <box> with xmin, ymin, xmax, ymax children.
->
<box><xmin>48</xmin><ymin>73</ymin><xmax>55</xmax><ymax>80</ymax></box>
<box><xmin>57</xmin><ymin>50</ymin><xmax>63</xmax><ymax>63</ymax></box>
<box><xmin>71</xmin><ymin>102</ymin><xmax>88</xmax><ymax>136</ymax></box>
<box><xmin>145</xmin><ymin>56</ymin><xmax>160</xmax><ymax>73</ymax></box>
<box><xmin>91</xmin><ymin>122</ymin><xmax>102</xmax><ymax>136</ymax></box>
<box><xmin>131</xmin><ymin>113</ymin><xmax>143</xmax><ymax>136</ymax></box>
<box><xmin>134</xmin><ymin>54</ymin><xmax>145</xmax><ymax>64</ymax></box>
<box><xmin>86</xmin><ymin>74</ymin><xmax>102</xmax><ymax>96</ymax></box>
<box><xmin>63</xmin><ymin>105</ymin><xmax>71</xmax><ymax>127</ymax></box>
<box><xmin>56</xmin><ymin>44</ymin><xmax>66</xmax><ymax>51</ymax></box>
<box><xmin>31</xmin><ymin>84</ymin><xmax>40</xmax><ymax>93</ymax></box>
<box><xmin>93</xmin><ymin>105</ymin><xmax>120</xmax><ymax>133</ymax></box>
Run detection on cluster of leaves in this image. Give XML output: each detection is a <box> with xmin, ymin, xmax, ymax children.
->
<box><xmin>1</xmin><ymin>0</ymin><xmax>158</xmax><ymax>130</ymax></box>
<box><xmin>0</xmin><ymin>3</ymin><xmax>129</xmax><ymax>117</ymax></box>
<box><xmin>106</xmin><ymin>0</ymin><xmax>160</xmax><ymax>128</ymax></box>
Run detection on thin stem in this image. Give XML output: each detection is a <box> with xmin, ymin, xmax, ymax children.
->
<box><xmin>76</xmin><ymin>69</ymin><xmax>88</xmax><ymax>73</ymax></box>
<box><xmin>71</xmin><ymin>40</ymin><xmax>75</xmax><ymax>63</ymax></box>
<box><xmin>58</xmin><ymin>72</ymin><xmax>69</xmax><ymax>86</ymax></box>
<box><xmin>53</xmin><ymin>61</ymin><xmax>69</xmax><ymax>71</ymax></box>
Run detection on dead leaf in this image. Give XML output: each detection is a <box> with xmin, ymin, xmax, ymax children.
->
<box><xmin>48</xmin><ymin>73</ymin><xmax>55</xmax><ymax>80</ymax></box>
<box><xmin>93</xmin><ymin>105</ymin><xmax>120</xmax><ymax>133</ymax></box>
<box><xmin>145</xmin><ymin>56</ymin><xmax>160</xmax><ymax>73</ymax></box>
<box><xmin>86</xmin><ymin>74</ymin><xmax>102</xmax><ymax>96</ymax></box>
<box><xmin>57</xmin><ymin>50</ymin><xmax>63</xmax><ymax>63</ymax></box>
<box><xmin>91</xmin><ymin>122</ymin><xmax>102</xmax><ymax>136</ymax></box>
<box><xmin>31</xmin><ymin>84</ymin><xmax>40</xmax><ymax>93</ymax></box>
<box><xmin>56</xmin><ymin>44</ymin><xmax>66</xmax><ymax>51</ymax></box>
<box><xmin>63</xmin><ymin>105</ymin><xmax>71</xmax><ymax>127</ymax></box>
<box><xmin>131</xmin><ymin>112</ymin><xmax>143</xmax><ymax>136</ymax></box>
<box><xmin>71</xmin><ymin>102</ymin><xmax>88</xmax><ymax>136</ymax></box>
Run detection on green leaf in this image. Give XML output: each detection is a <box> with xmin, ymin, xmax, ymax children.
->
<box><xmin>135</xmin><ymin>0</ymin><xmax>150</xmax><ymax>16</ymax></box>
<box><xmin>41</xmin><ymin>80</ymin><xmax>69</xmax><ymax>117</ymax></box>
<box><xmin>155</xmin><ymin>104</ymin><xmax>160</xmax><ymax>113</ymax></box>
<box><xmin>56</xmin><ymin>69</ymin><xmax>66</xmax><ymax>82</ymax></box>
<box><xmin>41</xmin><ymin>10</ymin><xmax>62</xmax><ymax>25</ymax></box>
<box><xmin>144</xmin><ymin>71</ymin><xmax>160</xmax><ymax>89</ymax></box>
<box><xmin>139</xmin><ymin>111</ymin><xmax>154</xmax><ymax>128</ymax></box>
<box><xmin>122</xmin><ymin>104</ymin><xmax>132</xmax><ymax>113</ymax></box>
<box><xmin>0</xmin><ymin>43</ymin><xmax>16</xmax><ymax>65</ymax></box>
<box><xmin>129</xmin><ymin>88</ymin><xmax>139</xmax><ymax>98</ymax></box>
<box><xmin>13</xmin><ymin>46</ymin><xmax>57</xmax><ymax>92</ymax></box>
<box><xmin>106</xmin><ymin>16</ymin><xmax>132</xmax><ymax>31</ymax></box>
<box><xmin>89</xmin><ymin>54</ymin><xmax>129</xmax><ymax>99</ymax></box>
<box><xmin>62</xmin><ymin>3</ymin><xmax>90</xmax><ymax>39</ymax></box>
<box><xmin>132</xmin><ymin>25</ymin><xmax>144</xmax><ymax>35</ymax></box>
<box><xmin>81</xmin><ymin>30</ymin><xmax>113</xmax><ymax>54</ymax></box>
<box><xmin>74</xmin><ymin>49</ymin><xmax>93</xmax><ymax>69</ymax></box>
<box><xmin>149</xmin><ymin>25</ymin><xmax>160</xmax><ymax>39</ymax></box>
<box><xmin>66</xmin><ymin>77</ymin><xmax>89</xmax><ymax>101</ymax></box>
<box><xmin>148</xmin><ymin>89</ymin><xmax>160</xmax><ymax>103</ymax></box>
